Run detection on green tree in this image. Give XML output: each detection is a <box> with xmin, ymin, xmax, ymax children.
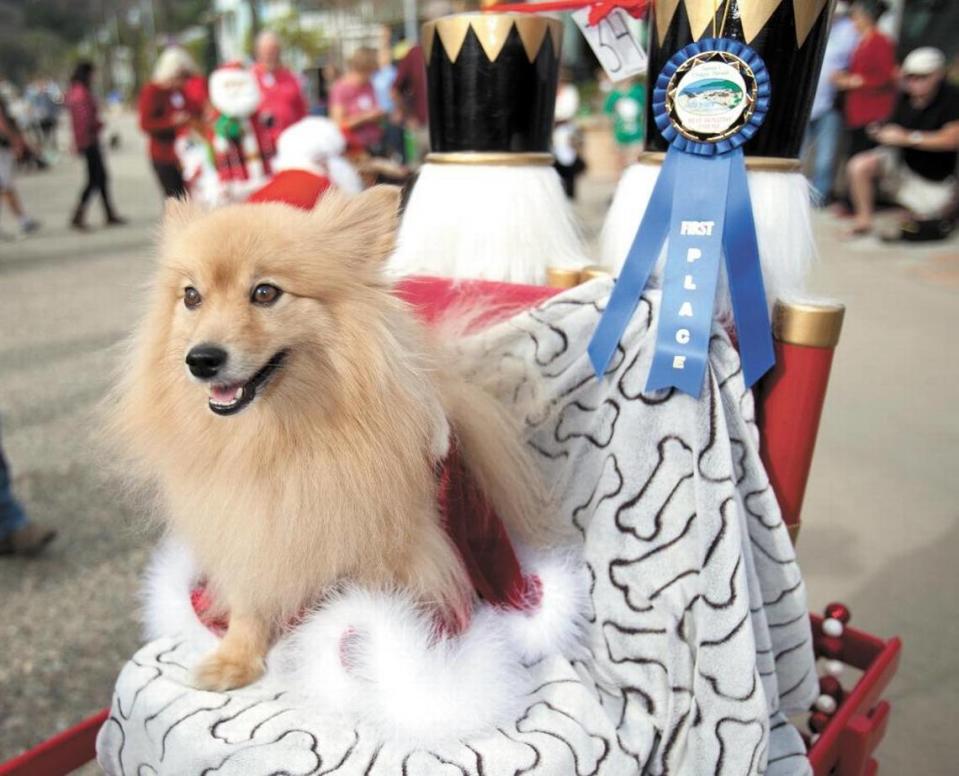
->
<box><xmin>271</xmin><ymin>9</ymin><xmax>329</xmax><ymax>66</ymax></box>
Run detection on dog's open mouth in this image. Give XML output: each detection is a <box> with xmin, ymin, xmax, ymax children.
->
<box><xmin>208</xmin><ymin>351</ymin><xmax>287</xmax><ymax>416</ymax></box>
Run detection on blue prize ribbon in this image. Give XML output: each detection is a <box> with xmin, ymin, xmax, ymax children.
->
<box><xmin>588</xmin><ymin>37</ymin><xmax>776</xmax><ymax>396</ymax></box>
<box><xmin>723</xmin><ymin>152</ymin><xmax>775</xmax><ymax>386</ymax></box>
<box><xmin>587</xmin><ymin>149</ymin><xmax>678</xmax><ymax>376</ymax></box>
<box><xmin>646</xmin><ymin>151</ymin><xmax>730</xmax><ymax>395</ymax></box>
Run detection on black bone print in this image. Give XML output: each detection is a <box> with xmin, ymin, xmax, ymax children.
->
<box><xmin>613</xmin><ymin>436</ymin><xmax>694</xmax><ymax>542</ymax></box>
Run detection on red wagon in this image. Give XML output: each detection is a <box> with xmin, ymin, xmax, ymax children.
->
<box><xmin>0</xmin><ymin>277</ymin><xmax>901</xmax><ymax>776</ymax></box>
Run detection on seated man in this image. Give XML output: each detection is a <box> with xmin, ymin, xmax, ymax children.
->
<box><xmin>845</xmin><ymin>47</ymin><xmax>959</xmax><ymax>238</ymax></box>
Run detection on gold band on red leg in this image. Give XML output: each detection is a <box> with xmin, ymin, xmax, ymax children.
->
<box><xmin>547</xmin><ymin>267</ymin><xmax>582</xmax><ymax>289</ymax></box>
<box><xmin>546</xmin><ymin>265</ymin><xmax>614</xmax><ymax>289</ymax></box>
<box><xmin>773</xmin><ymin>301</ymin><xmax>845</xmax><ymax>348</ymax></box>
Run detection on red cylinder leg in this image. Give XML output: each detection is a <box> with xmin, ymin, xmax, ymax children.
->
<box><xmin>758</xmin><ymin>301</ymin><xmax>845</xmax><ymax>541</ymax></box>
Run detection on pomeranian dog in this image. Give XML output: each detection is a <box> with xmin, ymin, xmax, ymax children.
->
<box><xmin>108</xmin><ymin>186</ymin><xmax>547</xmax><ymax>691</ymax></box>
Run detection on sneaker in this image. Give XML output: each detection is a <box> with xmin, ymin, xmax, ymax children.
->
<box><xmin>20</xmin><ymin>218</ymin><xmax>41</xmax><ymax>235</ymax></box>
<box><xmin>105</xmin><ymin>215</ymin><xmax>128</xmax><ymax>227</ymax></box>
<box><xmin>0</xmin><ymin>522</ymin><xmax>57</xmax><ymax>557</ymax></box>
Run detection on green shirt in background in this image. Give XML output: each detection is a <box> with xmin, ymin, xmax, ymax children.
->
<box><xmin>603</xmin><ymin>83</ymin><xmax>646</xmax><ymax>146</ymax></box>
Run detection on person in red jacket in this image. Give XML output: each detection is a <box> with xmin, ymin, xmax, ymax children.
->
<box><xmin>65</xmin><ymin>61</ymin><xmax>125</xmax><ymax>230</ymax></box>
<box><xmin>252</xmin><ymin>31</ymin><xmax>308</xmax><ymax>158</ymax></box>
<box><xmin>833</xmin><ymin>1</ymin><xmax>897</xmax><ymax>158</ymax></box>
<box><xmin>138</xmin><ymin>47</ymin><xmax>203</xmax><ymax>199</ymax></box>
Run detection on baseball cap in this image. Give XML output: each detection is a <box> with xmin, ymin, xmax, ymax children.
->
<box><xmin>901</xmin><ymin>47</ymin><xmax>946</xmax><ymax>76</ymax></box>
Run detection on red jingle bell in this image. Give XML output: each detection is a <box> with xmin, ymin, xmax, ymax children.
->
<box><xmin>808</xmin><ymin>710</ymin><xmax>831</xmax><ymax>733</ymax></box>
<box><xmin>824</xmin><ymin>602</ymin><xmax>851</xmax><ymax>624</ymax></box>
<box><xmin>819</xmin><ymin>675</ymin><xmax>844</xmax><ymax>700</ymax></box>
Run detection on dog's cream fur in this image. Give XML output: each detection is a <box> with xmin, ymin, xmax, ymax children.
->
<box><xmin>108</xmin><ymin>186</ymin><xmax>547</xmax><ymax>690</ymax></box>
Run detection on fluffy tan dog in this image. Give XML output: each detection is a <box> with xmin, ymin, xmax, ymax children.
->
<box><xmin>109</xmin><ymin>186</ymin><xmax>546</xmax><ymax>691</ymax></box>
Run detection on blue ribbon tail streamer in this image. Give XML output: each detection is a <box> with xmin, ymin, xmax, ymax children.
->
<box><xmin>646</xmin><ymin>151</ymin><xmax>730</xmax><ymax>396</ymax></box>
<box><xmin>723</xmin><ymin>150</ymin><xmax>775</xmax><ymax>387</ymax></box>
<box><xmin>587</xmin><ymin>149</ymin><xmax>679</xmax><ymax>376</ymax></box>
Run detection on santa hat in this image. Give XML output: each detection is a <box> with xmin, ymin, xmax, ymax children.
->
<box><xmin>248</xmin><ymin>118</ymin><xmax>364</xmax><ymax>208</ymax></box>
<box><xmin>247</xmin><ymin>169</ymin><xmax>332</xmax><ymax>210</ymax></box>
<box><xmin>271</xmin><ymin>117</ymin><xmax>364</xmax><ymax>194</ymax></box>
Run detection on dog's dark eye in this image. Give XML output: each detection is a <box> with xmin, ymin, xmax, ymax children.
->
<box><xmin>184</xmin><ymin>287</ymin><xmax>202</xmax><ymax>309</ymax></box>
<box><xmin>252</xmin><ymin>283</ymin><xmax>282</xmax><ymax>306</ymax></box>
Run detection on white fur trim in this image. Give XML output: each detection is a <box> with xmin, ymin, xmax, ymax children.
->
<box><xmin>278</xmin><ymin>588</ymin><xmax>529</xmax><ymax>745</ymax></box>
<box><xmin>325</xmin><ymin>156</ymin><xmax>364</xmax><ymax>194</ymax></box>
<box><xmin>141</xmin><ymin>543</ymin><xmax>588</xmax><ymax>743</ymax></box>
<box><xmin>600</xmin><ymin>163</ymin><xmax>815</xmax><ymax>316</ymax></box>
<box><xmin>140</xmin><ymin>539</ymin><xmax>219</xmax><ymax>654</ymax></box>
<box><xmin>504</xmin><ymin>551</ymin><xmax>591</xmax><ymax>662</ymax></box>
<box><xmin>390</xmin><ymin>163</ymin><xmax>588</xmax><ymax>285</ymax></box>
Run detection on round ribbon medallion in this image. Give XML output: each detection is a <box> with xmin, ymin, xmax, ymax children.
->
<box><xmin>670</xmin><ymin>53</ymin><xmax>753</xmax><ymax>140</ymax></box>
<box><xmin>652</xmin><ymin>38</ymin><xmax>769</xmax><ymax>156</ymax></box>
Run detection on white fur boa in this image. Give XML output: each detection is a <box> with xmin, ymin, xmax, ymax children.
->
<box><xmin>390</xmin><ymin>163</ymin><xmax>588</xmax><ymax>285</ymax></box>
<box><xmin>600</xmin><ymin>163</ymin><xmax>815</xmax><ymax>316</ymax></box>
<box><xmin>141</xmin><ymin>538</ymin><xmax>588</xmax><ymax>746</ymax></box>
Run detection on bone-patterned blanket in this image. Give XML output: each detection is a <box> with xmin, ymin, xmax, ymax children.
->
<box><xmin>97</xmin><ymin>279</ymin><xmax>817</xmax><ymax>775</ymax></box>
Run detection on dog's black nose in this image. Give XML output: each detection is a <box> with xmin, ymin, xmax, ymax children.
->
<box><xmin>186</xmin><ymin>345</ymin><xmax>228</xmax><ymax>379</ymax></box>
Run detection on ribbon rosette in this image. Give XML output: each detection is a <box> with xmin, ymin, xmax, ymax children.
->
<box><xmin>588</xmin><ymin>38</ymin><xmax>775</xmax><ymax>397</ymax></box>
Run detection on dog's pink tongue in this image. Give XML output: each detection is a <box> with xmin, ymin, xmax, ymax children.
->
<box><xmin>211</xmin><ymin>384</ymin><xmax>242</xmax><ymax>403</ymax></box>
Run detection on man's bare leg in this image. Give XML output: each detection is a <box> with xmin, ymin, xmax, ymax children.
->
<box><xmin>845</xmin><ymin>151</ymin><xmax>882</xmax><ymax>235</ymax></box>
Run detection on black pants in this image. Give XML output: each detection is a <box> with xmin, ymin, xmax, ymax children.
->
<box><xmin>77</xmin><ymin>143</ymin><xmax>117</xmax><ymax>218</ymax></box>
<box><xmin>152</xmin><ymin>162</ymin><xmax>186</xmax><ymax>199</ymax></box>
<box><xmin>555</xmin><ymin>157</ymin><xmax>586</xmax><ymax>200</ymax></box>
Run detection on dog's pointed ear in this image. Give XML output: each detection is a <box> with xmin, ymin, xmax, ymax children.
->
<box><xmin>316</xmin><ymin>185</ymin><xmax>402</xmax><ymax>265</ymax></box>
<box><xmin>163</xmin><ymin>197</ymin><xmax>202</xmax><ymax>230</ymax></box>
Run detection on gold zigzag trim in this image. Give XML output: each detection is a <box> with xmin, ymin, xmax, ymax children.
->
<box><xmin>740</xmin><ymin>0</ymin><xmax>783</xmax><ymax>43</ymax></box>
<box><xmin>655</xmin><ymin>0</ymin><xmax>682</xmax><ymax>45</ymax></box>
<box><xmin>794</xmin><ymin>0</ymin><xmax>830</xmax><ymax>47</ymax></box>
<box><xmin>654</xmin><ymin>0</ymin><xmax>830</xmax><ymax>47</ymax></box>
<box><xmin>423</xmin><ymin>13</ymin><xmax>562</xmax><ymax>65</ymax></box>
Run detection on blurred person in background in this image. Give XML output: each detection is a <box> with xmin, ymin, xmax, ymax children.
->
<box><xmin>392</xmin><ymin>1</ymin><xmax>449</xmax><ymax>161</ymax></box>
<box><xmin>603</xmin><ymin>74</ymin><xmax>646</xmax><ymax>171</ymax></box>
<box><xmin>0</xmin><ymin>91</ymin><xmax>41</xmax><ymax>238</ymax></box>
<box><xmin>26</xmin><ymin>78</ymin><xmax>61</xmax><ymax>155</ymax></box>
<box><xmin>253</xmin><ymin>30</ymin><xmax>308</xmax><ymax>156</ymax></box>
<box><xmin>330</xmin><ymin>48</ymin><xmax>385</xmax><ymax>156</ymax></box>
<box><xmin>553</xmin><ymin>69</ymin><xmax>585</xmax><ymax>199</ymax></box>
<box><xmin>139</xmin><ymin>47</ymin><xmax>203</xmax><ymax>199</ymax></box>
<box><xmin>313</xmin><ymin>62</ymin><xmax>341</xmax><ymax>117</ymax></box>
<box><xmin>391</xmin><ymin>41</ymin><xmax>426</xmax><ymax>160</ymax></box>
<box><xmin>373</xmin><ymin>25</ymin><xmax>407</xmax><ymax>162</ymax></box>
<box><xmin>0</xmin><ymin>424</ymin><xmax>55</xmax><ymax>557</ymax></box>
<box><xmin>803</xmin><ymin>1</ymin><xmax>859</xmax><ymax>203</ymax></box>
<box><xmin>67</xmin><ymin>61</ymin><xmax>125</xmax><ymax>230</ymax></box>
<box><xmin>833</xmin><ymin>0</ymin><xmax>896</xmax><ymax>159</ymax></box>
<box><xmin>844</xmin><ymin>47</ymin><xmax>959</xmax><ymax>239</ymax></box>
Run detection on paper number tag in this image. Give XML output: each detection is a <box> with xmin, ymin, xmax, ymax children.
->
<box><xmin>573</xmin><ymin>7</ymin><xmax>647</xmax><ymax>82</ymax></box>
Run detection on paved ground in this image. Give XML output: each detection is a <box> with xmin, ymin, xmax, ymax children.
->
<box><xmin>0</xmin><ymin>114</ymin><xmax>956</xmax><ymax>771</ymax></box>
